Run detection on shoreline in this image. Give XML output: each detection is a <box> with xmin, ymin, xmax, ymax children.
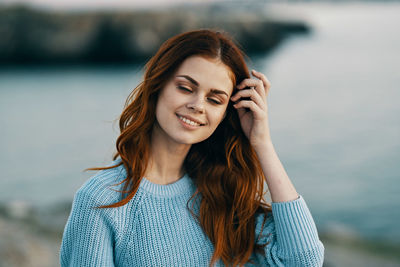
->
<box><xmin>0</xmin><ymin>3</ymin><xmax>310</xmax><ymax>65</ymax></box>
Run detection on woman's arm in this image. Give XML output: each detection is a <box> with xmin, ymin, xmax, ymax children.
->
<box><xmin>253</xmin><ymin>140</ymin><xmax>298</xmax><ymax>203</ymax></box>
<box><xmin>254</xmin><ymin>197</ymin><xmax>325</xmax><ymax>267</ymax></box>
<box><xmin>60</xmin><ymin>188</ymin><xmax>116</xmax><ymax>267</ymax></box>
<box><xmin>232</xmin><ymin>70</ymin><xmax>324</xmax><ymax>266</ymax></box>
<box><xmin>231</xmin><ymin>69</ymin><xmax>298</xmax><ymax>202</ymax></box>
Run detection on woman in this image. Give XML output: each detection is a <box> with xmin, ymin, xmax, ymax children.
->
<box><xmin>60</xmin><ymin>29</ymin><xmax>324</xmax><ymax>266</ymax></box>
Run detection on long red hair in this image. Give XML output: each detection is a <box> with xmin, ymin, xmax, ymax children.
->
<box><xmin>89</xmin><ymin>29</ymin><xmax>271</xmax><ymax>266</ymax></box>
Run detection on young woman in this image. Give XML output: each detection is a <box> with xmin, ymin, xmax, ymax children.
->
<box><xmin>60</xmin><ymin>29</ymin><xmax>324</xmax><ymax>266</ymax></box>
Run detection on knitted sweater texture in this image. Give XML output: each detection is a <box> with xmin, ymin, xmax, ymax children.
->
<box><xmin>60</xmin><ymin>161</ymin><xmax>324</xmax><ymax>266</ymax></box>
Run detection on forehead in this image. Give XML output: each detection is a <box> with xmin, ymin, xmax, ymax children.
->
<box><xmin>174</xmin><ymin>56</ymin><xmax>234</xmax><ymax>95</ymax></box>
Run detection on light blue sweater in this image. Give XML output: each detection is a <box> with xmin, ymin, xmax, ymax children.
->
<box><xmin>60</xmin><ymin>160</ymin><xmax>324</xmax><ymax>266</ymax></box>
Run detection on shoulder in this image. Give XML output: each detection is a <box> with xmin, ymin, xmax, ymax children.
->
<box><xmin>75</xmin><ymin>158</ymin><xmax>127</xmax><ymax>207</ymax></box>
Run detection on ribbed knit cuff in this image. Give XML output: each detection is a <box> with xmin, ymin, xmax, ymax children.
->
<box><xmin>271</xmin><ymin>196</ymin><xmax>320</xmax><ymax>254</ymax></box>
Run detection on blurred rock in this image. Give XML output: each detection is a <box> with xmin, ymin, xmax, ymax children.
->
<box><xmin>0</xmin><ymin>217</ymin><xmax>59</xmax><ymax>267</ymax></box>
<box><xmin>0</xmin><ymin>201</ymin><xmax>71</xmax><ymax>267</ymax></box>
<box><xmin>0</xmin><ymin>4</ymin><xmax>310</xmax><ymax>65</ymax></box>
<box><xmin>1</xmin><ymin>200</ymin><xmax>33</xmax><ymax>220</ymax></box>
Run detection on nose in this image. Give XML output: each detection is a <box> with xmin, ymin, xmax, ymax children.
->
<box><xmin>186</xmin><ymin>96</ymin><xmax>205</xmax><ymax>114</ymax></box>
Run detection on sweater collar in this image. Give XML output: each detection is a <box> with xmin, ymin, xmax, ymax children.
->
<box><xmin>113</xmin><ymin>158</ymin><xmax>194</xmax><ymax>197</ymax></box>
<box><xmin>140</xmin><ymin>174</ymin><xmax>193</xmax><ymax>197</ymax></box>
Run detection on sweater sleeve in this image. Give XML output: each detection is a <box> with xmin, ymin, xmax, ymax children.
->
<box><xmin>59</xmin><ymin>189</ymin><xmax>116</xmax><ymax>267</ymax></box>
<box><xmin>253</xmin><ymin>196</ymin><xmax>324</xmax><ymax>266</ymax></box>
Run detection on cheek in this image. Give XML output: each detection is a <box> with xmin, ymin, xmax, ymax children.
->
<box><xmin>155</xmin><ymin>96</ymin><xmax>171</xmax><ymax>124</ymax></box>
<box><xmin>209</xmin><ymin>107</ymin><xmax>228</xmax><ymax>127</ymax></box>
<box><xmin>156</xmin><ymin>91</ymin><xmax>175</xmax><ymax>112</ymax></box>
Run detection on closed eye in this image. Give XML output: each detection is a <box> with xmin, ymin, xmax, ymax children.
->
<box><xmin>177</xmin><ymin>86</ymin><xmax>192</xmax><ymax>92</ymax></box>
<box><xmin>208</xmin><ymin>98</ymin><xmax>222</xmax><ymax>105</ymax></box>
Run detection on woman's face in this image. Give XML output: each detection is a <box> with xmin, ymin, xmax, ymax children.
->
<box><xmin>154</xmin><ymin>55</ymin><xmax>234</xmax><ymax>146</ymax></box>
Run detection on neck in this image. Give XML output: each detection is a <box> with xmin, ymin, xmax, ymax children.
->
<box><xmin>144</xmin><ymin>124</ymin><xmax>191</xmax><ymax>185</ymax></box>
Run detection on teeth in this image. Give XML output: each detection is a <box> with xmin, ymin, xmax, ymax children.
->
<box><xmin>179</xmin><ymin>116</ymin><xmax>200</xmax><ymax>126</ymax></box>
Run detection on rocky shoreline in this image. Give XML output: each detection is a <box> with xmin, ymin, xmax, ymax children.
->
<box><xmin>1</xmin><ymin>201</ymin><xmax>399</xmax><ymax>267</ymax></box>
<box><xmin>0</xmin><ymin>4</ymin><xmax>309</xmax><ymax>65</ymax></box>
<box><xmin>0</xmin><ymin>201</ymin><xmax>69</xmax><ymax>267</ymax></box>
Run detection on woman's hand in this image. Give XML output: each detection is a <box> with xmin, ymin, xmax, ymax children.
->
<box><xmin>230</xmin><ymin>70</ymin><xmax>272</xmax><ymax>148</ymax></box>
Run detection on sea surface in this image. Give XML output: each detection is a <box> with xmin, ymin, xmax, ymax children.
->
<box><xmin>1</xmin><ymin>2</ymin><xmax>399</xmax><ymax>244</ymax></box>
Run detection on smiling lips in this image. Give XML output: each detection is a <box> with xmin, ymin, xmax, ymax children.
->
<box><xmin>177</xmin><ymin>114</ymin><xmax>205</xmax><ymax>127</ymax></box>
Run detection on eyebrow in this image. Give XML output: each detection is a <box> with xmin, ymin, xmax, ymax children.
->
<box><xmin>176</xmin><ymin>75</ymin><xmax>229</xmax><ymax>97</ymax></box>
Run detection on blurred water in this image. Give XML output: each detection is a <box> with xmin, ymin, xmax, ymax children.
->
<box><xmin>258</xmin><ymin>2</ymin><xmax>400</xmax><ymax>243</ymax></box>
<box><xmin>0</xmin><ymin>66</ymin><xmax>142</xmax><ymax>204</ymax></box>
<box><xmin>0</xmin><ymin>2</ymin><xmax>399</xmax><ymax>243</ymax></box>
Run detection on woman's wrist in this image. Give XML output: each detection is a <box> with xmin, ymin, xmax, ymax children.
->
<box><xmin>252</xmin><ymin>137</ymin><xmax>299</xmax><ymax>203</ymax></box>
<box><xmin>252</xmin><ymin>137</ymin><xmax>273</xmax><ymax>154</ymax></box>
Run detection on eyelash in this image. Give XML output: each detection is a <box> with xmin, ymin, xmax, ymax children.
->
<box><xmin>177</xmin><ymin>86</ymin><xmax>192</xmax><ymax>92</ymax></box>
<box><xmin>208</xmin><ymin>98</ymin><xmax>221</xmax><ymax>105</ymax></box>
<box><xmin>177</xmin><ymin>86</ymin><xmax>222</xmax><ymax>105</ymax></box>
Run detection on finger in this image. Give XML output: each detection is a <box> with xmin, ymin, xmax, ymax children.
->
<box><xmin>237</xmin><ymin>78</ymin><xmax>265</xmax><ymax>99</ymax></box>
<box><xmin>235</xmin><ymin>103</ymin><xmax>246</xmax><ymax>118</ymax></box>
<box><xmin>251</xmin><ymin>70</ymin><xmax>271</xmax><ymax>95</ymax></box>
<box><xmin>233</xmin><ymin>100</ymin><xmax>263</xmax><ymax>115</ymax></box>
<box><xmin>237</xmin><ymin>78</ymin><xmax>263</xmax><ymax>90</ymax></box>
<box><xmin>231</xmin><ymin>88</ymin><xmax>265</xmax><ymax>110</ymax></box>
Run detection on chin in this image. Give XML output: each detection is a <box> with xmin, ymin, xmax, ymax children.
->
<box><xmin>174</xmin><ymin>137</ymin><xmax>204</xmax><ymax>145</ymax></box>
<box><xmin>172</xmin><ymin>132</ymin><xmax>211</xmax><ymax>145</ymax></box>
